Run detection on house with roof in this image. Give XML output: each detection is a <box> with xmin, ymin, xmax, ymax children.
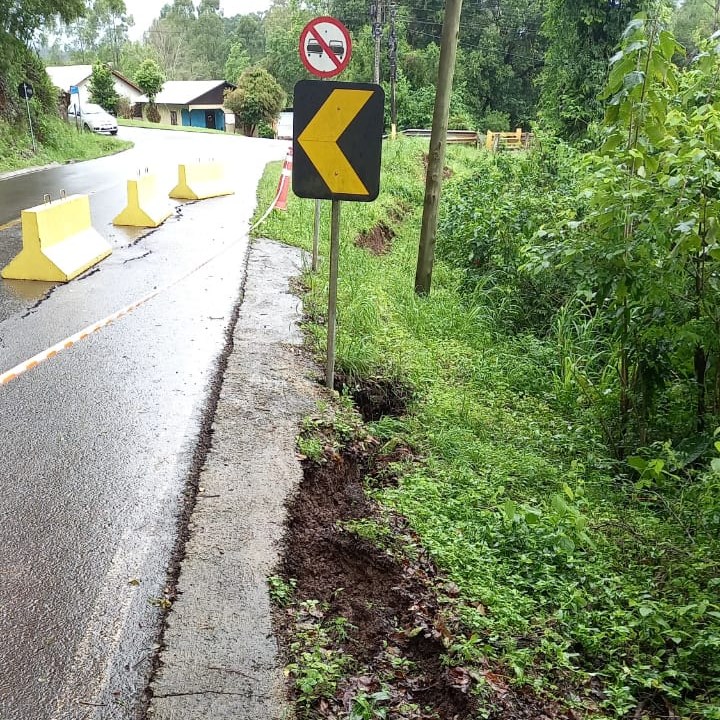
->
<box><xmin>136</xmin><ymin>80</ymin><xmax>235</xmax><ymax>131</ymax></box>
<box><xmin>45</xmin><ymin>64</ymin><xmax>143</xmax><ymax>107</ymax></box>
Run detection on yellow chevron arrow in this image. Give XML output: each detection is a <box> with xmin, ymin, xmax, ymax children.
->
<box><xmin>298</xmin><ymin>89</ymin><xmax>373</xmax><ymax>196</ymax></box>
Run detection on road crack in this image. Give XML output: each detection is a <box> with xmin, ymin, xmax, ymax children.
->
<box><xmin>21</xmin><ymin>285</ymin><xmax>56</xmax><ymax>318</ymax></box>
<box><xmin>154</xmin><ymin>690</ymin><xmax>251</xmax><ymax>698</ymax></box>
<box><xmin>123</xmin><ymin>250</ymin><xmax>152</xmax><ymax>264</ymax></box>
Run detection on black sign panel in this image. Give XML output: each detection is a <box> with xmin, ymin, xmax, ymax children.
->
<box><xmin>18</xmin><ymin>82</ymin><xmax>33</xmax><ymax>101</ymax></box>
<box><xmin>292</xmin><ymin>80</ymin><xmax>384</xmax><ymax>202</ymax></box>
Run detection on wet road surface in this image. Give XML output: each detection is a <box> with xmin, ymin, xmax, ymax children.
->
<box><xmin>0</xmin><ymin>127</ymin><xmax>288</xmax><ymax>718</ymax></box>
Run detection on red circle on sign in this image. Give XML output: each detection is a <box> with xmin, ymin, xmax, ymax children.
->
<box><xmin>299</xmin><ymin>16</ymin><xmax>353</xmax><ymax>79</ymax></box>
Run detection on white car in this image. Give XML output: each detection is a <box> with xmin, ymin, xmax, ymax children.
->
<box><xmin>68</xmin><ymin>103</ymin><xmax>118</xmax><ymax>135</ymax></box>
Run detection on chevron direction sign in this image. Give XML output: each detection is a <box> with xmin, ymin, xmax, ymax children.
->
<box><xmin>292</xmin><ymin>80</ymin><xmax>385</xmax><ymax>202</ymax></box>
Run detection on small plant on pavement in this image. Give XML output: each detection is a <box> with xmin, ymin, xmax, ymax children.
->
<box><xmin>267</xmin><ymin>575</ymin><xmax>296</xmax><ymax>607</ymax></box>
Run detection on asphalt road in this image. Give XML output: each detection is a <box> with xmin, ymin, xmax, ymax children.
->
<box><xmin>0</xmin><ymin>126</ymin><xmax>288</xmax><ymax>719</ymax></box>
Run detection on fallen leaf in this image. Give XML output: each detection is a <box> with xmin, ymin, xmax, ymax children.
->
<box><xmin>447</xmin><ymin>666</ymin><xmax>472</xmax><ymax>693</ymax></box>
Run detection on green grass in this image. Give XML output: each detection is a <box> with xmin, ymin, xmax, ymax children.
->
<box><xmin>0</xmin><ymin>116</ymin><xmax>132</xmax><ymax>174</ymax></box>
<box><xmin>118</xmin><ymin>118</ymin><xmax>228</xmax><ymax>134</ymax></box>
<box><xmin>252</xmin><ymin>140</ymin><xmax>720</xmax><ymax>719</ymax></box>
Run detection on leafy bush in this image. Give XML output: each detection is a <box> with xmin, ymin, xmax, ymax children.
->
<box><xmin>437</xmin><ymin>141</ymin><xmax>580</xmax><ymax>334</ymax></box>
<box><xmin>256</xmin><ymin>120</ymin><xmax>275</xmax><ymax>139</ymax></box>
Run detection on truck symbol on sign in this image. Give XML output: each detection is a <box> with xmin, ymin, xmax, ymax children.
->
<box><xmin>306</xmin><ymin>39</ymin><xmax>345</xmax><ymax>59</ymax></box>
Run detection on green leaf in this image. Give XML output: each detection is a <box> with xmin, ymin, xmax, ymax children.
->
<box><xmin>675</xmin><ymin>220</ymin><xmax>695</xmax><ymax>234</ymax></box>
<box><xmin>556</xmin><ymin>535</ymin><xmax>575</xmax><ymax>553</ymax></box>
<box><xmin>622</xmin><ymin>18</ymin><xmax>645</xmax><ymax>40</ymax></box>
<box><xmin>605</xmin><ymin>55</ymin><xmax>635</xmax><ymax>96</ymax></box>
<box><xmin>501</xmin><ymin>499</ymin><xmax>517</xmax><ymax>522</ymax></box>
<box><xmin>602</xmin><ymin>132</ymin><xmax>625</xmax><ymax>153</ymax></box>
<box><xmin>551</xmin><ymin>495</ymin><xmax>569</xmax><ymax>515</ymax></box>
<box><xmin>711</xmin><ymin>458</ymin><xmax>720</xmax><ymax>474</ymax></box>
<box><xmin>659</xmin><ymin>30</ymin><xmax>676</xmax><ymax>61</ymax></box>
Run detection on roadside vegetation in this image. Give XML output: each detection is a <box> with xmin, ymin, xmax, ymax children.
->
<box><xmin>0</xmin><ymin>4</ymin><xmax>130</xmax><ymax>175</ymax></box>
<box><xmin>253</xmin><ymin>14</ymin><xmax>719</xmax><ymax>720</ymax></box>
<box><xmin>116</xmin><ymin>118</ymin><xmax>225</xmax><ymax>134</ymax></box>
<box><xmin>0</xmin><ymin>118</ymin><xmax>131</xmax><ymax>175</ymax></box>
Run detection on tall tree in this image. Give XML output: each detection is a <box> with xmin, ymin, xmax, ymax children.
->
<box><xmin>95</xmin><ymin>0</ymin><xmax>134</xmax><ymax>66</ymax></box>
<box><xmin>673</xmin><ymin>0</ymin><xmax>720</xmax><ymax>54</ymax></box>
<box><xmin>88</xmin><ymin>61</ymin><xmax>120</xmax><ymax>112</ymax></box>
<box><xmin>1</xmin><ymin>0</ymin><xmax>85</xmax><ymax>41</ymax></box>
<box><xmin>262</xmin><ymin>0</ymin><xmax>314</xmax><ymax>93</ymax></box>
<box><xmin>226</xmin><ymin>13</ymin><xmax>266</xmax><ymax>65</ymax></box>
<box><xmin>456</xmin><ymin>0</ymin><xmax>546</xmax><ymax>128</ymax></box>
<box><xmin>189</xmin><ymin>0</ymin><xmax>228</xmax><ymax>78</ymax></box>
<box><xmin>539</xmin><ymin>0</ymin><xmax>645</xmax><ymax>138</ymax></box>
<box><xmin>224</xmin><ymin>41</ymin><xmax>250</xmax><ymax>83</ymax></box>
<box><xmin>135</xmin><ymin>58</ymin><xmax>165</xmax><ymax>121</ymax></box>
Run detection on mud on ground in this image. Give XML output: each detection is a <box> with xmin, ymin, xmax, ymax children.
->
<box><xmin>354</xmin><ymin>222</ymin><xmax>396</xmax><ymax>256</ymax></box>
<box><xmin>273</xmin><ymin>385</ymin><xmax>573</xmax><ymax>720</ymax></box>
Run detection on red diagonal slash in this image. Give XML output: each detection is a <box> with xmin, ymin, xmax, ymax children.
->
<box><xmin>309</xmin><ymin>24</ymin><xmax>342</xmax><ymax>69</ymax></box>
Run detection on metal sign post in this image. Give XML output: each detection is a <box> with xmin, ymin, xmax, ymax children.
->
<box><xmin>326</xmin><ymin>200</ymin><xmax>341</xmax><ymax>388</ymax></box>
<box><xmin>312</xmin><ymin>199</ymin><xmax>321</xmax><ymax>271</ymax></box>
<box><xmin>18</xmin><ymin>82</ymin><xmax>36</xmax><ymax>153</ymax></box>
<box><xmin>292</xmin><ymin>79</ymin><xmax>384</xmax><ymax>387</ymax></box>
<box><xmin>70</xmin><ymin>85</ymin><xmax>81</xmax><ymax>132</ymax></box>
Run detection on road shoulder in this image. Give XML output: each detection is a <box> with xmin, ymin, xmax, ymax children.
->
<box><xmin>147</xmin><ymin>238</ymin><xmax>319</xmax><ymax>719</ymax></box>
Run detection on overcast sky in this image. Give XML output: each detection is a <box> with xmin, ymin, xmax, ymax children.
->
<box><xmin>124</xmin><ymin>0</ymin><xmax>273</xmax><ymax>40</ymax></box>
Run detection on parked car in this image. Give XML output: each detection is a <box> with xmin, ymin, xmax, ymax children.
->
<box><xmin>68</xmin><ymin>103</ymin><xmax>118</xmax><ymax>135</ymax></box>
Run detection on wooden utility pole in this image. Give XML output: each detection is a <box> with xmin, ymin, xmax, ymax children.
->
<box><xmin>414</xmin><ymin>0</ymin><xmax>463</xmax><ymax>296</ymax></box>
<box><xmin>389</xmin><ymin>2</ymin><xmax>398</xmax><ymax>138</ymax></box>
<box><xmin>372</xmin><ymin>0</ymin><xmax>383</xmax><ymax>84</ymax></box>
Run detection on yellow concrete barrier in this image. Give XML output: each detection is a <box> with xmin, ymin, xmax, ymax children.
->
<box><xmin>169</xmin><ymin>162</ymin><xmax>234</xmax><ymax>200</ymax></box>
<box><xmin>113</xmin><ymin>174</ymin><xmax>173</xmax><ymax>228</ymax></box>
<box><xmin>1</xmin><ymin>195</ymin><xmax>112</xmax><ymax>282</ymax></box>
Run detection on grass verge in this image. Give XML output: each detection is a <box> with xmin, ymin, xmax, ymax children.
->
<box><xmin>253</xmin><ymin>139</ymin><xmax>720</xmax><ymax>719</ymax></box>
<box><xmin>0</xmin><ymin>116</ymin><xmax>132</xmax><ymax>174</ymax></box>
<box><xmin>118</xmin><ymin>118</ymin><xmax>228</xmax><ymax>134</ymax></box>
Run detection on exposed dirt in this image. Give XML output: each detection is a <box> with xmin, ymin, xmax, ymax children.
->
<box><xmin>388</xmin><ymin>201</ymin><xmax>412</xmax><ymax>226</ymax></box>
<box><xmin>335</xmin><ymin>373</ymin><xmax>413</xmax><ymax>422</ymax></box>
<box><xmin>274</xmin><ymin>378</ymin><xmax>577</xmax><ymax>720</ymax></box>
<box><xmin>278</xmin><ymin>444</ymin><xmax>475</xmax><ymax>719</ymax></box>
<box><xmin>354</xmin><ymin>221</ymin><xmax>396</xmax><ymax>255</ymax></box>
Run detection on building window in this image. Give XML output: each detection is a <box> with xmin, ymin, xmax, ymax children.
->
<box><xmin>170</xmin><ymin>111</ymin><xmax>178</xmax><ymax>126</ymax></box>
